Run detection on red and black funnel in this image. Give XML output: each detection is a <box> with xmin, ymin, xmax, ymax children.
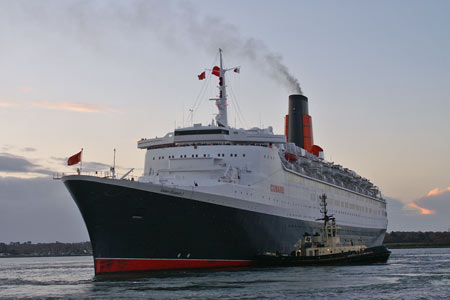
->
<box><xmin>285</xmin><ymin>94</ymin><xmax>323</xmax><ymax>156</ymax></box>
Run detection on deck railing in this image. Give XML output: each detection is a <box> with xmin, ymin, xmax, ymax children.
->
<box><xmin>52</xmin><ymin>171</ymin><xmax>139</xmax><ymax>181</ymax></box>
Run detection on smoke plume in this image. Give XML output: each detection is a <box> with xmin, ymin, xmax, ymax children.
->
<box><xmin>1</xmin><ymin>0</ymin><xmax>303</xmax><ymax>94</ymax></box>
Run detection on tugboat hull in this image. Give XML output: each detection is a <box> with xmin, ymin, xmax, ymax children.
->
<box><xmin>255</xmin><ymin>245</ymin><xmax>391</xmax><ymax>267</ymax></box>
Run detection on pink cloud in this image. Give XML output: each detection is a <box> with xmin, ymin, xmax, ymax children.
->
<box><xmin>0</xmin><ymin>100</ymin><xmax>19</xmax><ymax>108</ymax></box>
<box><xmin>32</xmin><ymin>100</ymin><xmax>114</xmax><ymax>113</ymax></box>
<box><xmin>426</xmin><ymin>187</ymin><xmax>450</xmax><ymax>197</ymax></box>
<box><xmin>407</xmin><ymin>202</ymin><xmax>436</xmax><ymax>215</ymax></box>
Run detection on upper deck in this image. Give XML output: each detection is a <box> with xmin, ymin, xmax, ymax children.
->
<box><xmin>137</xmin><ymin>124</ymin><xmax>286</xmax><ymax>149</ymax></box>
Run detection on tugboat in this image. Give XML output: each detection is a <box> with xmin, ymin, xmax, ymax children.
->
<box><xmin>255</xmin><ymin>194</ymin><xmax>391</xmax><ymax>266</ymax></box>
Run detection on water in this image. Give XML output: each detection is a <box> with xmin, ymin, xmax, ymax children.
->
<box><xmin>0</xmin><ymin>248</ymin><xmax>449</xmax><ymax>299</ymax></box>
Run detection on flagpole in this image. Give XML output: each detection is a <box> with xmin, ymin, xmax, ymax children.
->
<box><xmin>80</xmin><ymin>148</ymin><xmax>83</xmax><ymax>173</ymax></box>
<box><xmin>113</xmin><ymin>148</ymin><xmax>116</xmax><ymax>179</ymax></box>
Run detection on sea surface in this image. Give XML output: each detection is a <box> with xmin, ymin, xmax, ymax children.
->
<box><xmin>0</xmin><ymin>248</ymin><xmax>449</xmax><ymax>299</ymax></box>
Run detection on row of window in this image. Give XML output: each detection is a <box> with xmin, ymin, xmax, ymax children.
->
<box><xmin>263</xmin><ymin>155</ymin><xmax>275</xmax><ymax>160</ymax></box>
<box><xmin>152</xmin><ymin>153</ymin><xmax>247</xmax><ymax>160</ymax></box>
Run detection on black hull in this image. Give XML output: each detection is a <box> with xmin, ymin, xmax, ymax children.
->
<box><xmin>254</xmin><ymin>245</ymin><xmax>391</xmax><ymax>267</ymax></box>
<box><xmin>63</xmin><ymin>177</ymin><xmax>386</xmax><ymax>274</ymax></box>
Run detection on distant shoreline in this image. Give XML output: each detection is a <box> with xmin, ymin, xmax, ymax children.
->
<box><xmin>2</xmin><ymin>231</ymin><xmax>450</xmax><ymax>257</ymax></box>
<box><xmin>0</xmin><ymin>241</ymin><xmax>92</xmax><ymax>258</ymax></box>
<box><xmin>384</xmin><ymin>243</ymin><xmax>450</xmax><ymax>249</ymax></box>
<box><xmin>0</xmin><ymin>254</ymin><xmax>92</xmax><ymax>258</ymax></box>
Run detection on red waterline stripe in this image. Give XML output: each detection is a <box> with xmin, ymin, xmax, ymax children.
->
<box><xmin>94</xmin><ymin>258</ymin><xmax>253</xmax><ymax>274</ymax></box>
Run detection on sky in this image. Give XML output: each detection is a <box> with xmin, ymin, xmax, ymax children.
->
<box><xmin>0</xmin><ymin>0</ymin><xmax>449</xmax><ymax>242</ymax></box>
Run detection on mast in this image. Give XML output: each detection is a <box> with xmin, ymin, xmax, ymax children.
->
<box><xmin>206</xmin><ymin>49</ymin><xmax>239</xmax><ymax>127</ymax></box>
<box><xmin>317</xmin><ymin>193</ymin><xmax>334</xmax><ymax>228</ymax></box>
<box><xmin>215</xmin><ymin>48</ymin><xmax>228</xmax><ymax>127</ymax></box>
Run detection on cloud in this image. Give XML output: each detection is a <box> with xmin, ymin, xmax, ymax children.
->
<box><xmin>51</xmin><ymin>156</ymin><xmax>112</xmax><ymax>173</ymax></box>
<box><xmin>388</xmin><ymin>187</ymin><xmax>450</xmax><ymax>231</ymax></box>
<box><xmin>1</xmin><ymin>145</ymin><xmax>13</xmax><ymax>151</ymax></box>
<box><xmin>426</xmin><ymin>187</ymin><xmax>450</xmax><ymax>197</ymax></box>
<box><xmin>0</xmin><ymin>101</ymin><xmax>18</xmax><ymax>108</ymax></box>
<box><xmin>21</xmin><ymin>147</ymin><xmax>36</xmax><ymax>152</ymax></box>
<box><xmin>407</xmin><ymin>202</ymin><xmax>436</xmax><ymax>215</ymax></box>
<box><xmin>32</xmin><ymin>100</ymin><xmax>114</xmax><ymax>113</ymax></box>
<box><xmin>0</xmin><ymin>153</ymin><xmax>51</xmax><ymax>175</ymax></box>
<box><xmin>0</xmin><ymin>176</ymin><xmax>88</xmax><ymax>242</ymax></box>
<box><xmin>80</xmin><ymin>161</ymin><xmax>111</xmax><ymax>172</ymax></box>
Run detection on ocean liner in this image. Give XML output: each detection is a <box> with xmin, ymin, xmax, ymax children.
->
<box><xmin>59</xmin><ymin>50</ymin><xmax>388</xmax><ymax>274</ymax></box>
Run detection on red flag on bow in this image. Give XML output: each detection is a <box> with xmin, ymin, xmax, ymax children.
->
<box><xmin>234</xmin><ymin>67</ymin><xmax>240</xmax><ymax>73</ymax></box>
<box><xmin>197</xmin><ymin>71</ymin><xmax>206</xmax><ymax>80</ymax></box>
<box><xmin>212</xmin><ymin>66</ymin><xmax>220</xmax><ymax>77</ymax></box>
<box><xmin>68</xmin><ymin>150</ymin><xmax>82</xmax><ymax>166</ymax></box>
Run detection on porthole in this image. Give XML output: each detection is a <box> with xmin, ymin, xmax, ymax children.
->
<box><xmin>243</xmin><ymin>154</ymin><xmax>246</xmax><ymax>157</ymax></box>
<box><xmin>234</xmin><ymin>154</ymin><xmax>237</xmax><ymax>157</ymax></box>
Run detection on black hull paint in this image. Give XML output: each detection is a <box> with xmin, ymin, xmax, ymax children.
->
<box><xmin>64</xmin><ymin>177</ymin><xmax>386</xmax><ymax>265</ymax></box>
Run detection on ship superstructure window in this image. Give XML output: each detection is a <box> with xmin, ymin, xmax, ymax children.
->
<box><xmin>174</xmin><ymin>129</ymin><xmax>229</xmax><ymax>136</ymax></box>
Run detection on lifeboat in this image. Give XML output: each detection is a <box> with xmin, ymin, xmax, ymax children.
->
<box><xmin>285</xmin><ymin>152</ymin><xmax>298</xmax><ymax>162</ymax></box>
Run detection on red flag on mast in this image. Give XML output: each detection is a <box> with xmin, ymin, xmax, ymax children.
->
<box><xmin>197</xmin><ymin>71</ymin><xmax>206</xmax><ymax>80</ymax></box>
<box><xmin>68</xmin><ymin>150</ymin><xmax>82</xmax><ymax>166</ymax></box>
<box><xmin>212</xmin><ymin>66</ymin><xmax>220</xmax><ymax>77</ymax></box>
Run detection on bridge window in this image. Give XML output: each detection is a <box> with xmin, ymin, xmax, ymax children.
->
<box><xmin>174</xmin><ymin>129</ymin><xmax>229</xmax><ymax>136</ymax></box>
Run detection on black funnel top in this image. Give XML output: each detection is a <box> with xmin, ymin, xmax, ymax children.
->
<box><xmin>288</xmin><ymin>94</ymin><xmax>309</xmax><ymax>148</ymax></box>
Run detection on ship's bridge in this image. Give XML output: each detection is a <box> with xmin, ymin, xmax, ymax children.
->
<box><xmin>137</xmin><ymin>123</ymin><xmax>286</xmax><ymax>149</ymax></box>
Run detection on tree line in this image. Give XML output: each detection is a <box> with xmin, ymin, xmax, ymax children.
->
<box><xmin>1</xmin><ymin>231</ymin><xmax>449</xmax><ymax>257</ymax></box>
<box><xmin>384</xmin><ymin>231</ymin><xmax>450</xmax><ymax>248</ymax></box>
<box><xmin>0</xmin><ymin>241</ymin><xmax>92</xmax><ymax>257</ymax></box>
